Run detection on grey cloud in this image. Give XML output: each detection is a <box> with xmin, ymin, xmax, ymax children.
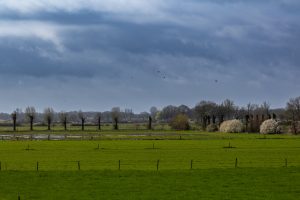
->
<box><xmin>0</xmin><ymin>0</ymin><xmax>299</xmax><ymax>112</ymax></box>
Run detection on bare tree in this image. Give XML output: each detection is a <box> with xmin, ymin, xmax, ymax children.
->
<box><xmin>159</xmin><ymin>105</ymin><xmax>179</xmax><ymax>122</ymax></box>
<box><xmin>111</xmin><ymin>107</ymin><xmax>120</xmax><ymax>130</ymax></box>
<box><xmin>245</xmin><ymin>103</ymin><xmax>260</xmax><ymax>132</ymax></box>
<box><xmin>150</xmin><ymin>106</ymin><xmax>158</xmax><ymax>119</ymax></box>
<box><xmin>260</xmin><ymin>101</ymin><xmax>271</xmax><ymax>117</ymax></box>
<box><xmin>78</xmin><ymin>111</ymin><xmax>86</xmax><ymax>131</ymax></box>
<box><xmin>194</xmin><ymin>101</ymin><xmax>217</xmax><ymax>130</ymax></box>
<box><xmin>124</xmin><ymin>109</ymin><xmax>133</xmax><ymax>122</ymax></box>
<box><xmin>95</xmin><ymin>112</ymin><xmax>102</xmax><ymax>131</ymax></box>
<box><xmin>14</xmin><ymin>108</ymin><xmax>24</xmax><ymax>124</ymax></box>
<box><xmin>59</xmin><ymin>112</ymin><xmax>68</xmax><ymax>131</ymax></box>
<box><xmin>286</xmin><ymin>96</ymin><xmax>300</xmax><ymax>134</ymax></box>
<box><xmin>25</xmin><ymin>106</ymin><xmax>36</xmax><ymax>131</ymax></box>
<box><xmin>44</xmin><ymin>107</ymin><xmax>54</xmax><ymax>131</ymax></box>
<box><xmin>221</xmin><ymin>99</ymin><xmax>235</xmax><ymax>120</ymax></box>
<box><xmin>11</xmin><ymin>111</ymin><xmax>17</xmax><ymax>131</ymax></box>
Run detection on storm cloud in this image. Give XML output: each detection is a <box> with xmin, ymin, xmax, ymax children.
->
<box><xmin>0</xmin><ymin>0</ymin><xmax>299</xmax><ymax>112</ymax></box>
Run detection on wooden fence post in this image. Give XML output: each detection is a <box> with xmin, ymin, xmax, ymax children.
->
<box><xmin>78</xmin><ymin>161</ymin><xmax>81</xmax><ymax>170</ymax></box>
<box><xmin>190</xmin><ymin>160</ymin><xmax>193</xmax><ymax>170</ymax></box>
<box><xmin>285</xmin><ymin>158</ymin><xmax>288</xmax><ymax>168</ymax></box>
<box><xmin>235</xmin><ymin>158</ymin><xmax>238</xmax><ymax>168</ymax></box>
<box><xmin>36</xmin><ymin>162</ymin><xmax>39</xmax><ymax>171</ymax></box>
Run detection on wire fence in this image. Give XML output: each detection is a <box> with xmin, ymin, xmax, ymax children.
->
<box><xmin>0</xmin><ymin>158</ymin><xmax>299</xmax><ymax>171</ymax></box>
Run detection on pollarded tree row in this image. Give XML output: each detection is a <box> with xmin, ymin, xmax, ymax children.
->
<box><xmin>7</xmin><ymin>96</ymin><xmax>300</xmax><ymax>133</ymax></box>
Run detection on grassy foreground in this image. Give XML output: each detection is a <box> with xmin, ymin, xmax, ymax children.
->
<box><xmin>1</xmin><ymin>168</ymin><xmax>300</xmax><ymax>200</ymax></box>
<box><xmin>0</xmin><ymin>135</ymin><xmax>300</xmax><ymax>199</ymax></box>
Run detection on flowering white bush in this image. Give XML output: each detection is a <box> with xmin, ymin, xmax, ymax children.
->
<box><xmin>220</xmin><ymin>120</ymin><xmax>244</xmax><ymax>133</ymax></box>
<box><xmin>260</xmin><ymin>119</ymin><xmax>281</xmax><ymax>134</ymax></box>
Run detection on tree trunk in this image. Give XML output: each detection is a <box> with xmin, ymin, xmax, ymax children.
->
<box><xmin>212</xmin><ymin>115</ymin><xmax>216</xmax><ymax>124</ymax></box>
<box><xmin>30</xmin><ymin>117</ymin><xmax>33</xmax><ymax>131</ymax></box>
<box><xmin>64</xmin><ymin>120</ymin><xmax>67</xmax><ymax>131</ymax></box>
<box><xmin>98</xmin><ymin>117</ymin><xmax>101</xmax><ymax>131</ymax></box>
<box><xmin>148</xmin><ymin>116</ymin><xmax>152</xmax><ymax>130</ymax></box>
<box><xmin>219</xmin><ymin>115</ymin><xmax>224</xmax><ymax>125</ymax></box>
<box><xmin>245</xmin><ymin>118</ymin><xmax>248</xmax><ymax>132</ymax></box>
<box><xmin>48</xmin><ymin>119</ymin><xmax>51</xmax><ymax>131</ymax></box>
<box><xmin>292</xmin><ymin>114</ymin><xmax>297</xmax><ymax>135</ymax></box>
<box><xmin>81</xmin><ymin>119</ymin><xmax>85</xmax><ymax>131</ymax></box>
<box><xmin>202</xmin><ymin>116</ymin><xmax>207</xmax><ymax>130</ymax></box>
<box><xmin>114</xmin><ymin>118</ymin><xmax>118</xmax><ymax>130</ymax></box>
<box><xmin>207</xmin><ymin>116</ymin><xmax>211</xmax><ymax>125</ymax></box>
<box><xmin>250</xmin><ymin>115</ymin><xmax>254</xmax><ymax>132</ymax></box>
<box><xmin>13</xmin><ymin>119</ymin><xmax>16</xmax><ymax>131</ymax></box>
<box><xmin>255</xmin><ymin>115</ymin><xmax>259</xmax><ymax>132</ymax></box>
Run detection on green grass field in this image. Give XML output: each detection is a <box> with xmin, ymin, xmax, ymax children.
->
<box><xmin>1</xmin><ymin>168</ymin><xmax>300</xmax><ymax>200</ymax></box>
<box><xmin>0</xmin><ymin>133</ymin><xmax>300</xmax><ymax>199</ymax></box>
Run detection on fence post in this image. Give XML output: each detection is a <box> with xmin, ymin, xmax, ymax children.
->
<box><xmin>157</xmin><ymin>160</ymin><xmax>160</xmax><ymax>171</ymax></box>
<box><xmin>190</xmin><ymin>160</ymin><xmax>193</xmax><ymax>170</ymax></box>
<box><xmin>18</xmin><ymin>193</ymin><xmax>20</xmax><ymax>200</ymax></box>
<box><xmin>235</xmin><ymin>158</ymin><xmax>238</xmax><ymax>168</ymax></box>
<box><xmin>77</xmin><ymin>161</ymin><xmax>80</xmax><ymax>170</ymax></box>
<box><xmin>119</xmin><ymin>160</ymin><xmax>121</xmax><ymax>170</ymax></box>
<box><xmin>285</xmin><ymin>158</ymin><xmax>288</xmax><ymax>168</ymax></box>
<box><xmin>36</xmin><ymin>162</ymin><xmax>39</xmax><ymax>171</ymax></box>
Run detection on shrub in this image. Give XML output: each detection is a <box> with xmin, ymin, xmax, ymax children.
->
<box><xmin>169</xmin><ymin>114</ymin><xmax>190</xmax><ymax>130</ymax></box>
<box><xmin>220</xmin><ymin>120</ymin><xmax>244</xmax><ymax>133</ymax></box>
<box><xmin>206</xmin><ymin>124</ymin><xmax>218</xmax><ymax>132</ymax></box>
<box><xmin>260</xmin><ymin>119</ymin><xmax>281</xmax><ymax>134</ymax></box>
<box><xmin>289</xmin><ymin>121</ymin><xmax>300</xmax><ymax>135</ymax></box>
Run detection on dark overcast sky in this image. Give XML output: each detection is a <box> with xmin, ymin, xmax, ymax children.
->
<box><xmin>0</xmin><ymin>0</ymin><xmax>299</xmax><ymax>113</ymax></box>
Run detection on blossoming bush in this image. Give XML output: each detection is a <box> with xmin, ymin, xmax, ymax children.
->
<box><xmin>206</xmin><ymin>124</ymin><xmax>218</xmax><ymax>132</ymax></box>
<box><xmin>260</xmin><ymin>119</ymin><xmax>281</xmax><ymax>134</ymax></box>
<box><xmin>220</xmin><ymin>120</ymin><xmax>244</xmax><ymax>133</ymax></box>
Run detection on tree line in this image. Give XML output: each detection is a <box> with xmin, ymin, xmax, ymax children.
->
<box><xmin>4</xmin><ymin>96</ymin><xmax>300</xmax><ymax>133</ymax></box>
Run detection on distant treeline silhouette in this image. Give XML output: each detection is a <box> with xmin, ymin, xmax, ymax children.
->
<box><xmin>1</xmin><ymin>96</ymin><xmax>299</xmax><ymax>133</ymax></box>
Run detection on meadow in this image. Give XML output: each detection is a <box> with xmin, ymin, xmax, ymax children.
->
<box><xmin>0</xmin><ymin>130</ymin><xmax>300</xmax><ymax>199</ymax></box>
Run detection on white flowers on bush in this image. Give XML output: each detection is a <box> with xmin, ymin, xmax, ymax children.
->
<box><xmin>220</xmin><ymin>120</ymin><xmax>244</xmax><ymax>133</ymax></box>
<box><xmin>260</xmin><ymin>119</ymin><xmax>281</xmax><ymax>134</ymax></box>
